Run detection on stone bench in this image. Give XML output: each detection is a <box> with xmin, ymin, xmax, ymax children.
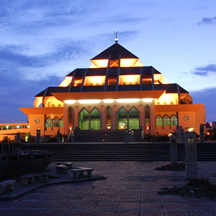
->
<box><xmin>0</xmin><ymin>180</ymin><xmax>16</xmax><ymax>194</ymax></box>
<box><xmin>71</xmin><ymin>167</ymin><xmax>94</xmax><ymax>179</ymax></box>
<box><xmin>20</xmin><ymin>172</ymin><xmax>48</xmax><ymax>185</ymax></box>
<box><xmin>56</xmin><ymin>165</ymin><xmax>69</xmax><ymax>174</ymax></box>
<box><xmin>56</xmin><ymin>162</ymin><xmax>73</xmax><ymax>169</ymax></box>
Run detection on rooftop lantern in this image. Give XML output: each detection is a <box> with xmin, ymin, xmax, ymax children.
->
<box><xmin>114</xmin><ymin>31</ymin><xmax>119</xmax><ymax>43</ymax></box>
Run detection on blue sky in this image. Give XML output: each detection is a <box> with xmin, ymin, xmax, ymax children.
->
<box><xmin>0</xmin><ymin>0</ymin><xmax>216</xmax><ymax>123</ymax></box>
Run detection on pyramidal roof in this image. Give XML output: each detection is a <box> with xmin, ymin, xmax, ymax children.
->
<box><xmin>91</xmin><ymin>43</ymin><xmax>138</xmax><ymax>60</ymax></box>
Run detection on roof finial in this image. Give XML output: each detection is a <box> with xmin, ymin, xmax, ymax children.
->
<box><xmin>114</xmin><ymin>31</ymin><xmax>119</xmax><ymax>43</ymax></box>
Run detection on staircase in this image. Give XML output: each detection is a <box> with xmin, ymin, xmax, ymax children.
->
<box><xmin>20</xmin><ymin>142</ymin><xmax>216</xmax><ymax>162</ymax></box>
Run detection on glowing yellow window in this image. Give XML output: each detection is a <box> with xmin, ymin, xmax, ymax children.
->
<box><xmin>84</xmin><ymin>76</ymin><xmax>105</xmax><ymax>86</ymax></box>
<box><xmin>119</xmin><ymin>75</ymin><xmax>140</xmax><ymax>85</ymax></box>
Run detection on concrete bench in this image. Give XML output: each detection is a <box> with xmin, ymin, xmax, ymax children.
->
<box><xmin>56</xmin><ymin>162</ymin><xmax>73</xmax><ymax>168</ymax></box>
<box><xmin>20</xmin><ymin>173</ymin><xmax>48</xmax><ymax>185</ymax></box>
<box><xmin>71</xmin><ymin>167</ymin><xmax>94</xmax><ymax>179</ymax></box>
<box><xmin>56</xmin><ymin>165</ymin><xmax>69</xmax><ymax>174</ymax></box>
<box><xmin>0</xmin><ymin>180</ymin><xmax>16</xmax><ymax>194</ymax></box>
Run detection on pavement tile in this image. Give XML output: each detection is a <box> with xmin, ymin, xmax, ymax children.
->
<box><xmin>115</xmin><ymin>211</ymin><xmax>140</xmax><ymax>216</ymax></box>
<box><xmin>63</xmin><ymin>195</ymin><xmax>85</xmax><ymax>201</ymax></box>
<box><xmin>83</xmin><ymin>194</ymin><xmax>104</xmax><ymax>201</ymax></box>
<box><xmin>160</xmin><ymin>195</ymin><xmax>184</xmax><ymax>202</ymax></box>
<box><xmin>67</xmin><ymin>209</ymin><xmax>92</xmax><ymax>216</ymax></box>
<box><xmin>102</xmin><ymin>194</ymin><xmax>122</xmax><ymax>201</ymax></box>
<box><xmin>96</xmin><ymin>201</ymin><xmax>119</xmax><ymax>210</ymax></box>
<box><xmin>74</xmin><ymin>201</ymin><xmax>98</xmax><ymax>209</ymax></box>
<box><xmin>30</xmin><ymin>200</ymin><xmax>59</xmax><ymax>208</ymax></box>
<box><xmin>19</xmin><ymin>209</ymin><xmax>47</xmax><ymax>216</ymax></box>
<box><xmin>53</xmin><ymin>200</ymin><xmax>77</xmax><ymax>208</ymax></box>
<box><xmin>164</xmin><ymin>211</ymin><xmax>189</xmax><ymax>216</ymax></box>
<box><xmin>9</xmin><ymin>200</ymin><xmax>37</xmax><ymax>208</ymax></box>
<box><xmin>140</xmin><ymin>202</ymin><xmax>163</xmax><ymax>210</ymax></box>
<box><xmin>184</xmin><ymin>202</ymin><xmax>204</xmax><ymax>210</ymax></box>
<box><xmin>0</xmin><ymin>209</ymin><xmax>24</xmax><ymax>216</ymax></box>
<box><xmin>187</xmin><ymin>212</ymin><xmax>215</xmax><ymax>216</ymax></box>
<box><xmin>91</xmin><ymin>211</ymin><xmax>115</xmax><ymax>216</ymax></box>
<box><xmin>117</xmin><ymin>202</ymin><xmax>140</xmax><ymax>210</ymax></box>
<box><xmin>120</xmin><ymin>194</ymin><xmax>140</xmax><ymax>202</ymax></box>
<box><xmin>141</xmin><ymin>195</ymin><xmax>160</xmax><ymax>202</ymax></box>
<box><xmin>41</xmin><ymin>209</ymin><xmax>70</xmax><ymax>216</ymax></box>
<box><xmin>140</xmin><ymin>211</ymin><xmax>164</xmax><ymax>216</ymax></box>
<box><xmin>0</xmin><ymin>161</ymin><xmax>216</xmax><ymax>215</ymax></box>
<box><xmin>162</xmin><ymin>202</ymin><xmax>187</xmax><ymax>211</ymax></box>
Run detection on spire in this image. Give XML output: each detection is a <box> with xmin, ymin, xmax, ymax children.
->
<box><xmin>114</xmin><ymin>31</ymin><xmax>119</xmax><ymax>43</ymax></box>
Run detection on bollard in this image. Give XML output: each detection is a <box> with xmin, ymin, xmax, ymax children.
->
<box><xmin>36</xmin><ymin>129</ymin><xmax>41</xmax><ymax>144</ymax></box>
<box><xmin>71</xmin><ymin>132</ymin><xmax>74</xmax><ymax>142</ymax></box>
<box><xmin>57</xmin><ymin>130</ymin><xmax>61</xmax><ymax>143</ymax></box>
<box><xmin>131</xmin><ymin>131</ymin><xmax>134</xmax><ymax>142</ymax></box>
<box><xmin>17</xmin><ymin>132</ymin><xmax>21</xmax><ymax>143</ymax></box>
<box><xmin>125</xmin><ymin>129</ymin><xmax>128</xmax><ymax>144</ymax></box>
<box><xmin>170</xmin><ymin>135</ymin><xmax>178</xmax><ymax>165</ymax></box>
<box><xmin>0</xmin><ymin>143</ymin><xmax>3</xmax><ymax>153</ymax></box>
<box><xmin>200</xmin><ymin>124</ymin><xmax>204</xmax><ymax>143</ymax></box>
<box><xmin>185</xmin><ymin>132</ymin><xmax>197</xmax><ymax>179</ymax></box>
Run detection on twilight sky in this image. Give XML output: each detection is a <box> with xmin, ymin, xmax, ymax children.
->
<box><xmin>0</xmin><ymin>0</ymin><xmax>216</xmax><ymax>123</ymax></box>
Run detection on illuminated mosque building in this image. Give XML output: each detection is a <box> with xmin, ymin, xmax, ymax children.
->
<box><xmin>0</xmin><ymin>37</ymin><xmax>205</xmax><ymax>142</ymax></box>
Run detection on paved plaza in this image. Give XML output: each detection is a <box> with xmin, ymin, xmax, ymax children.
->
<box><xmin>0</xmin><ymin>161</ymin><xmax>216</xmax><ymax>215</ymax></box>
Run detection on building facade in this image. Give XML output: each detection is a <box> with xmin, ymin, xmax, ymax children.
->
<box><xmin>1</xmin><ymin>41</ymin><xmax>206</xmax><ymax>142</ymax></box>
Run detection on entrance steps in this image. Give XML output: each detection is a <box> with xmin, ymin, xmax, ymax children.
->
<box><xmin>20</xmin><ymin>142</ymin><xmax>216</xmax><ymax>161</ymax></box>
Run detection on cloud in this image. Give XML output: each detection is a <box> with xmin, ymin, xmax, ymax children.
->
<box><xmin>0</xmin><ymin>38</ymin><xmax>91</xmax><ymax>81</ymax></box>
<box><xmin>191</xmin><ymin>87</ymin><xmax>216</xmax><ymax>122</ymax></box>
<box><xmin>198</xmin><ymin>17</ymin><xmax>216</xmax><ymax>25</ymax></box>
<box><xmin>192</xmin><ymin>64</ymin><xmax>216</xmax><ymax>76</ymax></box>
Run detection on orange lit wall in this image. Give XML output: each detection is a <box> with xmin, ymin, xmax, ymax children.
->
<box><xmin>84</xmin><ymin>76</ymin><xmax>106</xmax><ymax>86</ymax></box>
<box><xmin>159</xmin><ymin>75</ymin><xmax>170</xmax><ymax>84</ymax></box>
<box><xmin>110</xmin><ymin>59</ymin><xmax>119</xmax><ymax>67</ymax></box>
<box><xmin>155</xmin><ymin>111</ymin><xmax>177</xmax><ymax>135</ymax></box>
<box><xmin>155</xmin><ymin>93</ymin><xmax>178</xmax><ymax>105</ymax></box>
<box><xmin>28</xmin><ymin>114</ymin><xmax>45</xmax><ymax>136</ymax></box>
<box><xmin>90</xmin><ymin>58</ymin><xmax>144</xmax><ymax>68</ymax></box>
<box><xmin>178</xmin><ymin>112</ymin><xmax>196</xmax><ymax>132</ymax></box>
<box><xmin>34</xmin><ymin>97</ymin><xmax>43</xmax><ymax>107</ymax></box>
<box><xmin>44</xmin><ymin>96</ymin><xmax>64</xmax><ymax>107</ymax></box>
<box><xmin>59</xmin><ymin>77</ymin><xmax>72</xmax><ymax>87</ymax></box>
<box><xmin>195</xmin><ymin>106</ymin><xmax>206</xmax><ymax>132</ymax></box>
<box><xmin>90</xmin><ymin>59</ymin><xmax>108</xmax><ymax>68</ymax></box>
<box><xmin>73</xmin><ymin>79</ymin><xmax>82</xmax><ymax>86</ymax></box>
<box><xmin>119</xmin><ymin>75</ymin><xmax>140</xmax><ymax>85</ymax></box>
<box><xmin>120</xmin><ymin>58</ymin><xmax>139</xmax><ymax>67</ymax></box>
<box><xmin>154</xmin><ymin>74</ymin><xmax>170</xmax><ymax>84</ymax></box>
<box><xmin>45</xmin><ymin>114</ymin><xmax>64</xmax><ymax>136</ymax></box>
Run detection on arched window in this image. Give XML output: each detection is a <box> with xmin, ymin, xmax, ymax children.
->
<box><xmin>129</xmin><ymin>106</ymin><xmax>139</xmax><ymax>129</ymax></box>
<box><xmin>45</xmin><ymin>117</ymin><xmax>52</xmax><ymax>128</ymax></box>
<box><xmin>163</xmin><ymin>115</ymin><xmax>170</xmax><ymax>126</ymax></box>
<box><xmin>156</xmin><ymin>115</ymin><xmax>162</xmax><ymax>126</ymax></box>
<box><xmin>117</xmin><ymin>107</ymin><xmax>128</xmax><ymax>129</ymax></box>
<box><xmin>60</xmin><ymin>117</ymin><xmax>64</xmax><ymax>127</ymax></box>
<box><xmin>53</xmin><ymin>117</ymin><xmax>59</xmax><ymax>127</ymax></box>
<box><xmin>90</xmin><ymin>108</ymin><xmax>101</xmax><ymax>130</ymax></box>
<box><xmin>106</xmin><ymin>106</ymin><xmax>111</xmax><ymax>129</ymax></box>
<box><xmin>171</xmin><ymin>115</ymin><xmax>178</xmax><ymax>126</ymax></box>
<box><xmin>79</xmin><ymin>108</ymin><xmax>89</xmax><ymax>130</ymax></box>
<box><xmin>145</xmin><ymin>105</ymin><xmax>150</xmax><ymax>129</ymax></box>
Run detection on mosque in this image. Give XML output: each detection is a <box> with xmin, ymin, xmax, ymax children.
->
<box><xmin>0</xmin><ymin>36</ymin><xmax>206</xmax><ymax>142</ymax></box>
